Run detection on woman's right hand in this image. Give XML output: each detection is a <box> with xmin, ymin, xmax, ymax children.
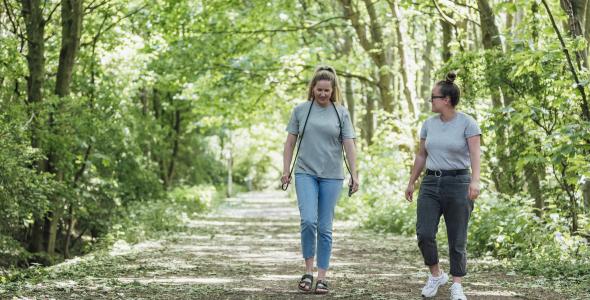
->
<box><xmin>281</xmin><ymin>173</ymin><xmax>291</xmax><ymax>186</ymax></box>
<box><xmin>405</xmin><ymin>183</ymin><xmax>415</xmax><ymax>202</ymax></box>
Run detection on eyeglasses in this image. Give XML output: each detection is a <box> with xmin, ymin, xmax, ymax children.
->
<box><xmin>430</xmin><ymin>95</ymin><xmax>446</xmax><ymax>102</ymax></box>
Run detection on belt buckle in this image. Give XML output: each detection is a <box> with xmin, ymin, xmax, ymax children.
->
<box><xmin>434</xmin><ymin>170</ymin><xmax>442</xmax><ymax>177</ymax></box>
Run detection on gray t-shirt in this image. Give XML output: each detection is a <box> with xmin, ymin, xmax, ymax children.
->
<box><xmin>286</xmin><ymin>101</ymin><xmax>355</xmax><ymax>179</ymax></box>
<box><xmin>420</xmin><ymin>112</ymin><xmax>481</xmax><ymax>171</ymax></box>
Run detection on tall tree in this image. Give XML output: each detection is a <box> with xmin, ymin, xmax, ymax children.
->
<box><xmin>389</xmin><ymin>0</ymin><xmax>418</xmax><ymax>117</ymax></box>
<box><xmin>21</xmin><ymin>0</ymin><xmax>47</xmax><ymax>253</ymax></box>
<box><xmin>47</xmin><ymin>0</ymin><xmax>84</xmax><ymax>256</ymax></box>
<box><xmin>560</xmin><ymin>0</ymin><xmax>590</xmax><ymax>68</ymax></box>
<box><xmin>339</xmin><ymin>0</ymin><xmax>395</xmax><ymax>113</ymax></box>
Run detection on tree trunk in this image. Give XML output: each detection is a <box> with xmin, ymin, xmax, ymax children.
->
<box><xmin>339</xmin><ymin>0</ymin><xmax>395</xmax><ymax>112</ymax></box>
<box><xmin>441</xmin><ymin>18</ymin><xmax>453</xmax><ymax>62</ymax></box>
<box><xmin>21</xmin><ymin>0</ymin><xmax>47</xmax><ymax>253</ymax></box>
<box><xmin>345</xmin><ymin>76</ymin><xmax>355</xmax><ymax>124</ymax></box>
<box><xmin>365</xmin><ymin>91</ymin><xmax>374</xmax><ymax>146</ymax></box>
<box><xmin>55</xmin><ymin>0</ymin><xmax>83</xmax><ymax>97</ymax></box>
<box><xmin>525</xmin><ymin>164</ymin><xmax>545</xmax><ymax>218</ymax></box>
<box><xmin>21</xmin><ymin>0</ymin><xmax>45</xmax><ymax>106</ymax></box>
<box><xmin>227</xmin><ymin>150</ymin><xmax>233</xmax><ymax>197</ymax></box>
<box><xmin>506</xmin><ymin>0</ymin><xmax>514</xmax><ymax>32</ymax></box>
<box><xmin>29</xmin><ymin>220</ymin><xmax>44</xmax><ymax>252</ymax></box>
<box><xmin>342</xmin><ymin>31</ymin><xmax>355</xmax><ymax>123</ymax></box>
<box><xmin>63</xmin><ymin>206</ymin><xmax>76</xmax><ymax>259</ymax></box>
<box><xmin>477</xmin><ymin>0</ymin><xmax>502</xmax><ymax>49</ymax></box>
<box><xmin>167</xmin><ymin>107</ymin><xmax>181</xmax><ymax>184</ymax></box>
<box><xmin>421</xmin><ymin>23</ymin><xmax>434</xmax><ymax>112</ymax></box>
<box><xmin>532</xmin><ymin>2</ymin><xmax>540</xmax><ymax>46</ymax></box>
<box><xmin>46</xmin><ymin>0</ymin><xmax>84</xmax><ymax>256</ymax></box>
<box><xmin>583</xmin><ymin>180</ymin><xmax>590</xmax><ymax>214</ymax></box>
<box><xmin>46</xmin><ymin>207</ymin><xmax>63</xmax><ymax>255</ymax></box>
<box><xmin>560</xmin><ymin>0</ymin><xmax>590</xmax><ymax>68</ymax></box>
<box><xmin>390</xmin><ymin>0</ymin><xmax>417</xmax><ymax>117</ymax></box>
<box><xmin>477</xmin><ymin>0</ymin><xmax>519</xmax><ymax>194</ymax></box>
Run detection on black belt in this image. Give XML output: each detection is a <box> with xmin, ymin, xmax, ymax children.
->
<box><xmin>426</xmin><ymin>169</ymin><xmax>469</xmax><ymax>177</ymax></box>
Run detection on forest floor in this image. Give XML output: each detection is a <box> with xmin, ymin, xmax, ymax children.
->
<box><xmin>1</xmin><ymin>191</ymin><xmax>587</xmax><ymax>299</ymax></box>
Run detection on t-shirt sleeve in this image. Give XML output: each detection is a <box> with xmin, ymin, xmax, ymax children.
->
<box><xmin>420</xmin><ymin>119</ymin><xmax>429</xmax><ymax>139</ymax></box>
<box><xmin>286</xmin><ymin>107</ymin><xmax>299</xmax><ymax>135</ymax></box>
<box><xmin>464</xmin><ymin>115</ymin><xmax>482</xmax><ymax>138</ymax></box>
<box><xmin>342</xmin><ymin>109</ymin><xmax>356</xmax><ymax>139</ymax></box>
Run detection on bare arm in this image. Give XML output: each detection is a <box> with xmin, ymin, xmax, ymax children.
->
<box><xmin>343</xmin><ymin>138</ymin><xmax>359</xmax><ymax>193</ymax></box>
<box><xmin>281</xmin><ymin>133</ymin><xmax>298</xmax><ymax>185</ymax></box>
<box><xmin>406</xmin><ymin>139</ymin><xmax>427</xmax><ymax>202</ymax></box>
<box><xmin>467</xmin><ymin>135</ymin><xmax>481</xmax><ymax>200</ymax></box>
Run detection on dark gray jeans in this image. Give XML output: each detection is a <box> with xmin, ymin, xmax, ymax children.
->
<box><xmin>416</xmin><ymin>174</ymin><xmax>473</xmax><ymax>277</ymax></box>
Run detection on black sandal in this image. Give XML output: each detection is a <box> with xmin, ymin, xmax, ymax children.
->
<box><xmin>298</xmin><ymin>274</ymin><xmax>313</xmax><ymax>292</ymax></box>
<box><xmin>315</xmin><ymin>279</ymin><xmax>329</xmax><ymax>294</ymax></box>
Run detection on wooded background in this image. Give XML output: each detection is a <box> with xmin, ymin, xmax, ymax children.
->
<box><xmin>1</xmin><ymin>0</ymin><xmax>589</xmax><ymax>278</ymax></box>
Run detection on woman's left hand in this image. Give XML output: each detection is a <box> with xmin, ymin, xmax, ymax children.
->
<box><xmin>468</xmin><ymin>180</ymin><xmax>480</xmax><ymax>201</ymax></box>
<box><xmin>349</xmin><ymin>176</ymin><xmax>360</xmax><ymax>194</ymax></box>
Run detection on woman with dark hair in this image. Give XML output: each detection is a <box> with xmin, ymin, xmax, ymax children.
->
<box><xmin>405</xmin><ymin>72</ymin><xmax>481</xmax><ymax>300</ymax></box>
<box><xmin>281</xmin><ymin>65</ymin><xmax>359</xmax><ymax>294</ymax></box>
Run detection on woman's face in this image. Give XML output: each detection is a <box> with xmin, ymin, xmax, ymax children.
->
<box><xmin>430</xmin><ymin>85</ymin><xmax>450</xmax><ymax>113</ymax></box>
<box><xmin>313</xmin><ymin>80</ymin><xmax>333</xmax><ymax>106</ymax></box>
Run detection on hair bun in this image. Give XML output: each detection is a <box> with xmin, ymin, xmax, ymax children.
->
<box><xmin>445</xmin><ymin>72</ymin><xmax>456</xmax><ymax>83</ymax></box>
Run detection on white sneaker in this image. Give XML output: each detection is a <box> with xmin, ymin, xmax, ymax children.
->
<box><xmin>421</xmin><ymin>271</ymin><xmax>449</xmax><ymax>297</ymax></box>
<box><xmin>450</xmin><ymin>282</ymin><xmax>467</xmax><ymax>300</ymax></box>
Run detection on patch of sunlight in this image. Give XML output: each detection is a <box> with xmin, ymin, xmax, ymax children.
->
<box><xmin>194</xmin><ymin>233</ymin><xmax>299</xmax><ymax>242</ymax></box>
<box><xmin>109</xmin><ymin>240</ymin><xmax>163</xmax><ymax>256</ymax></box>
<box><xmin>187</xmin><ymin>220</ymin><xmax>298</xmax><ymax>227</ymax></box>
<box><xmin>53</xmin><ymin>280</ymin><xmax>78</xmax><ymax>288</ymax></box>
<box><xmin>379</xmin><ymin>265</ymin><xmax>421</xmax><ymax>271</ymax></box>
<box><xmin>236</xmin><ymin>191</ymin><xmax>287</xmax><ymax>199</ymax></box>
<box><xmin>220</xmin><ymin>208</ymin><xmax>299</xmax><ymax>219</ymax></box>
<box><xmin>117</xmin><ymin>277</ymin><xmax>235</xmax><ymax>284</ymax></box>
<box><xmin>470</xmin><ymin>256</ymin><xmax>502</xmax><ymax>265</ymax></box>
<box><xmin>235</xmin><ymin>197</ymin><xmax>292</xmax><ymax>204</ymax></box>
<box><xmin>235</xmin><ymin>251</ymin><xmax>300</xmax><ymax>263</ymax></box>
<box><xmin>143</xmin><ymin>259</ymin><xmax>197</xmax><ymax>270</ymax></box>
<box><xmin>469</xmin><ymin>281</ymin><xmax>501</xmax><ymax>287</ymax></box>
<box><xmin>187</xmin><ymin>220</ymin><xmax>244</xmax><ymax>226</ymax></box>
<box><xmin>171</xmin><ymin>245</ymin><xmax>252</xmax><ymax>252</ymax></box>
<box><xmin>48</xmin><ymin>254</ymin><xmax>98</xmax><ymax>273</ymax></box>
<box><xmin>328</xmin><ymin>261</ymin><xmax>362</xmax><ymax>267</ymax></box>
<box><xmin>333</xmin><ymin>220</ymin><xmax>359</xmax><ymax>229</ymax></box>
<box><xmin>57</xmin><ymin>256</ymin><xmax>83</xmax><ymax>267</ymax></box>
<box><xmin>258</xmin><ymin>274</ymin><xmax>298</xmax><ymax>281</ymax></box>
<box><xmin>373</xmin><ymin>273</ymin><xmax>404</xmax><ymax>278</ymax></box>
<box><xmin>234</xmin><ymin>287</ymin><xmax>265</xmax><ymax>292</ymax></box>
<box><xmin>468</xmin><ymin>290</ymin><xmax>519</xmax><ymax>297</ymax></box>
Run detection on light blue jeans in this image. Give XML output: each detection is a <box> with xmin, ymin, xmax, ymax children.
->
<box><xmin>295</xmin><ymin>173</ymin><xmax>343</xmax><ymax>270</ymax></box>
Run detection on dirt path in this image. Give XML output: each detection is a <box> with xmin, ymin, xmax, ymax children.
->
<box><xmin>2</xmin><ymin>191</ymin><xmax>583</xmax><ymax>299</ymax></box>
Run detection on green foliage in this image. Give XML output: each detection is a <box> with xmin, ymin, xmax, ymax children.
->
<box><xmin>470</xmin><ymin>193</ymin><xmax>590</xmax><ymax>278</ymax></box>
<box><xmin>337</xmin><ymin>112</ymin><xmax>416</xmax><ymax>234</ymax></box>
<box><xmin>97</xmin><ymin>185</ymin><xmax>221</xmax><ymax>246</ymax></box>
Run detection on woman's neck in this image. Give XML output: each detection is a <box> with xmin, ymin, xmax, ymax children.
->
<box><xmin>439</xmin><ymin>109</ymin><xmax>457</xmax><ymax>122</ymax></box>
<box><xmin>314</xmin><ymin>99</ymin><xmax>331</xmax><ymax>108</ymax></box>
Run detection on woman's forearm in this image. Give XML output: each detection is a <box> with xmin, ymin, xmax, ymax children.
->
<box><xmin>409</xmin><ymin>154</ymin><xmax>426</xmax><ymax>184</ymax></box>
<box><xmin>343</xmin><ymin>139</ymin><xmax>357</xmax><ymax>177</ymax></box>
<box><xmin>468</xmin><ymin>136</ymin><xmax>481</xmax><ymax>182</ymax></box>
<box><xmin>283</xmin><ymin>136</ymin><xmax>297</xmax><ymax>174</ymax></box>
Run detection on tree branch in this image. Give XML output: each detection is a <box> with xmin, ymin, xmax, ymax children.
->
<box><xmin>44</xmin><ymin>2</ymin><xmax>61</xmax><ymax>24</ymax></box>
<box><xmin>191</xmin><ymin>16</ymin><xmax>347</xmax><ymax>35</ymax></box>
<box><xmin>541</xmin><ymin>0</ymin><xmax>590</xmax><ymax>121</ymax></box>
<box><xmin>84</xmin><ymin>0</ymin><xmax>110</xmax><ymax>15</ymax></box>
<box><xmin>81</xmin><ymin>4</ymin><xmax>147</xmax><ymax>47</ymax></box>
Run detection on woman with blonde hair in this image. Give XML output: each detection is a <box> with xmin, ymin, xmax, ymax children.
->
<box><xmin>281</xmin><ymin>65</ymin><xmax>359</xmax><ymax>294</ymax></box>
